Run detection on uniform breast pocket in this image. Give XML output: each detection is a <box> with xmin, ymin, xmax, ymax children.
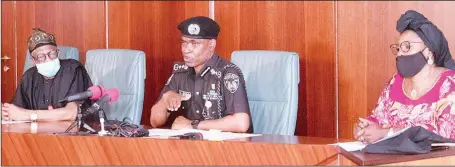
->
<box><xmin>179</xmin><ymin>89</ymin><xmax>192</xmax><ymax>109</ymax></box>
<box><xmin>179</xmin><ymin>90</ymin><xmax>192</xmax><ymax>101</ymax></box>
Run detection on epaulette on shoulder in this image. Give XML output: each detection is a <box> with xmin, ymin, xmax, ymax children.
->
<box><xmin>222</xmin><ymin>62</ymin><xmax>242</xmax><ymax>72</ymax></box>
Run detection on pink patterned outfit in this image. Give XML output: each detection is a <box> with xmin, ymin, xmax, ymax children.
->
<box><xmin>367</xmin><ymin>70</ymin><xmax>455</xmax><ymax>139</ymax></box>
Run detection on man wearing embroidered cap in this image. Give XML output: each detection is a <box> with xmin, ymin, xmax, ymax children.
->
<box><xmin>1</xmin><ymin>28</ymin><xmax>93</xmax><ymax>122</ymax></box>
<box><xmin>150</xmin><ymin>16</ymin><xmax>253</xmax><ymax>133</ymax></box>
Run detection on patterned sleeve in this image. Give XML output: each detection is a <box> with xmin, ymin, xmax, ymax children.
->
<box><xmin>366</xmin><ymin>74</ymin><xmax>397</xmax><ymax>127</ymax></box>
<box><xmin>434</xmin><ymin>76</ymin><xmax>455</xmax><ymax>139</ymax></box>
<box><xmin>435</xmin><ymin>105</ymin><xmax>455</xmax><ymax>139</ymax></box>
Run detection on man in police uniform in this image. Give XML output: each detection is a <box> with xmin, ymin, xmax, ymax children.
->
<box><xmin>150</xmin><ymin>16</ymin><xmax>253</xmax><ymax>133</ymax></box>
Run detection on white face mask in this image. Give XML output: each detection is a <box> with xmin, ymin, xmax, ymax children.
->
<box><xmin>36</xmin><ymin>58</ymin><xmax>60</xmax><ymax>77</ymax></box>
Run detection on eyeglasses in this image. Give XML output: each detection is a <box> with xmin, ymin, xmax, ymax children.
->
<box><xmin>390</xmin><ymin>41</ymin><xmax>424</xmax><ymax>55</ymax></box>
<box><xmin>31</xmin><ymin>49</ymin><xmax>59</xmax><ymax>63</ymax></box>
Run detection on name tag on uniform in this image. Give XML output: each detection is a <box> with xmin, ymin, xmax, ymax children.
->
<box><xmin>205</xmin><ymin>90</ymin><xmax>219</xmax><ymax>100</ymax></box>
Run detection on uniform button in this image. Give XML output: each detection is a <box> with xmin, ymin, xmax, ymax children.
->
<box><xmin>196</xmin><ymin>110</ymin><xmax>200</xmax><ymax>113</ymax></box>
<box><xmin>46</xmin><ymin>99</ymin><xmax>49</xmax><ymax>102</ymax></box>
<box><xmin>196</xmin><ymin>92</ymin><xmax>199</xmax><ymax>95</ymax></box>
<box><xmin>182</xmin><ymin>106</ymin><xmax>185</xmax><ymax>109</ymax></box>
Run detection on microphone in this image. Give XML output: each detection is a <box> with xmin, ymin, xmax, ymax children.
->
<box><xmin>82</xmin><ymin>88</ymin><xmax>120</xmax><ymax>118</ymax></box>
<box><xmin>59</xmin><ymin>85</ymin><xmax>105</xmax><ymax>103</ymax></box>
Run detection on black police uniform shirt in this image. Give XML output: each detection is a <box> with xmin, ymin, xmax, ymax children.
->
<box><xmin>11</xmin><ymin>59</ymin><xmax>94</xmax><ymax>117</ymax></box>
<box><xmin>160</xmin><ymin>54</ymin><xmax>254</xmax><ymax>133</ymax></box>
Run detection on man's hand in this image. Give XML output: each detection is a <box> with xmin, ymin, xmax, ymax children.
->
<box><xmin>2</xmin><ymin>103</ymin><xmax>29</xmax><ymax>121</ymax></box>
<box><xmin>171</xmin><ymin>116</ymin><xmax>192</xmax><ymax>130</ymax></box>
<box><xmin>162</xmin><ymin>91</ymin><xmax>183</xmax><ymax>111</ymax></box>
<box><xmin>354</xmin><ymin>118</ymin><xmax>388</xmax><ymax>144</ymax></box>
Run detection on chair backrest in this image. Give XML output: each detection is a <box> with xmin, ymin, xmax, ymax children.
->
<box><xmin>231</xmin><ymin>50</ymin><xmax>299</xmax><ymax>135</ymax></box>
<box><xmin>24</xmin><ymin>46</ymin><xmax>79</xmax><ymax>73</ymax></box>
<box><xmin>85</xmin><ymin>49</ymin><xmax>146</xmax><ymax>125</ymax></box>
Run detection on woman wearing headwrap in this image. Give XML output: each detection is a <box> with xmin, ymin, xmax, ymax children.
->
<box><xmin>354</xmin><ymin>10</ymin><xmax>455</xmax><ymax>144</ymax></box>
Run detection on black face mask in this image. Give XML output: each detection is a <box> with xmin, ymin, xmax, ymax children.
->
<box><xmin>396</xmin><ymin>52</ymin><xmax>428</xmax><ymax>77</ymax></box>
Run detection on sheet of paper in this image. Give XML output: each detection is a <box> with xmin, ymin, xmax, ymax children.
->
<box><xmin>431</xmin><ymin>143</ymin><xmax>455</xmax><ymax>147</ymax></box>
<box><xmin>1</xmin><ymin>120</ymin><xmax>31</xmax><ymax>124</ymax></box>
<box><xmin>147</xmin><ymin>128</ymin><xmax>262</xmax><ymax>141</ymax></box>
<box><xmin>331</xmin><ymin>126</ymin><xmax>413</xmax><ymax>152</ymax></box>
<box><xmin>330</xmin><ymin>141</ymin><xmax>366</xmax><ymax>152</ymax></box>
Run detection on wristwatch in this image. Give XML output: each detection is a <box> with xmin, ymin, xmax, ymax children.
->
<box><xmin>191</xmin><ymin>120</ymin><xmax>200</xmax><ymax>129</ymax></box>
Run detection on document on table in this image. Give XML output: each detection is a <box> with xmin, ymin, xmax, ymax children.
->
<box><xmin>431</xmin><ymin>143</ymin><xmax>455</xmax><ymax>147</ymax></box>
<box><xmin>330</xmin><ymin>126</ymin><xmax>412</xmax><ymax>152</ymax></box>
<box><xmin>330</xmin><ymin>141</ymin><xmax>367</xmax><ymax>152</ymax></box>
<box><xmin>147</xmin><ymin>128</ymin><xmax>262</xmax><ymax>141</ymax></box>
<box><xmin>2</xmin><ymin>120</ymin><xmax>31</xmax><ymax>124</ymax></box>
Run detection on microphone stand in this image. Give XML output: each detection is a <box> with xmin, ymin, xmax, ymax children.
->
<box><xmin>64</xmin><ymin>103</ymin><xmax>83</xmax><ymax>132</ymax></box>
<box><xmin>64</xmin><ymin>103</ymin><xmax>96</xmax><ymax>133</ymax></box>
<box><xmin>77</xmin><ymin>105</ymin><xmax>82</xmax><ymax>129</ymax></box>
<box><xmin>97</xmin><ymin>109</ymin><xmax>109</xmax><ymax>136</ymax></box>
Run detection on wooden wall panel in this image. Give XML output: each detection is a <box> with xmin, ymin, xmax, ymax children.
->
<box><xmin>14</xmin><ymin>1</ymin><xmax>106</xmax><ymax>76</ymax></box>
<box><xmin>1</xmin><ymin>1</ymin><xmax>17</xmax><ymax>103</ymax></box>
<box><xmin>215</xmin><ymin>1</ymin><xmax>336</xmax><ymax>137</ymax></box>
<box><xmin>302</xmin><ymin>2</ymin><xmax>336</xmax><ymax>137</ymax></box>
<box><xmin>107</xmin><ymin>1</ymin><xmax>209</xmax><ymax>125</ymax></box>
<box><xmin>337</xmin><ymin>1</ymin><xmax>455</xmax><ymax>139</ymax></box>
